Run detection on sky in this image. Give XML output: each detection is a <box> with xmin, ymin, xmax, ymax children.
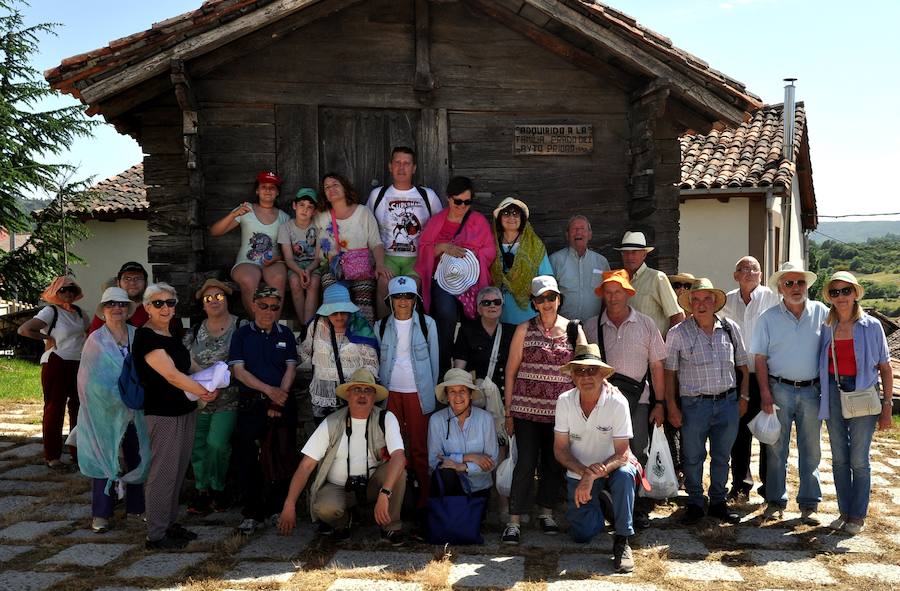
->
<box><xmin>23</xmin><ymin>0</ymin><xmax>900</xmax><ymax>224</ymax></box>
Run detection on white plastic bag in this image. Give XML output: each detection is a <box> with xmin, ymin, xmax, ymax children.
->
<box><xmin>642</xmin><ymin>425</ymin><xmax>678</xmax><ymax>500</ymax></box>
<box><xmin>748</xmin><ymin>406</ymin><xmax>781</xmax><ymax>445</ymax></box>
<box><xmin>495</xmin><ymin>435</ymin><xmax>517</xmax><ymax>497</ymax></box>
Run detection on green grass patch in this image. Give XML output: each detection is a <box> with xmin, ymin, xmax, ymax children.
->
<box><xmin>0</xmin><ymin>357</ymin><xmax>44</xmax><ymax>402</ymax></box>
<box><xmin>856</xmin><ymin>271</ymin><xmax>900</xmax><ymax>283</ymax></box>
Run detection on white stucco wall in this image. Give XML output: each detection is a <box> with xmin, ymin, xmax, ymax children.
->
<box><xmin>679</xmin><ymin>199</ymin><xmax>750</xmax><ymax>291</ymax></box>
<box><xmin>69</xmin><ymin>219</ymin><xmax>152</xmax><ymax>309</ymax></box>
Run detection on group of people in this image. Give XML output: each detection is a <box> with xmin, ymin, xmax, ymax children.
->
<box><xmin>16</xmin><ymin>146</ymin><xmax>893</xmax><ymax>574</ymax></box>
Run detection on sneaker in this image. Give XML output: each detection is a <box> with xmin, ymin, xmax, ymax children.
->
<box><xmin>632</xmin><ymin>507</ymin><xmax>651</xmax><ymax>530</ymax></box>
<box><xmin>727</xmin><ymin>487</ymin><xmax>750</xmax><ymax>503</ymax></box>
<box><xmin>268</xmin><ymin>513</ymin><xmax>281</xmax><ymax>528</ymax></box>
<box><xmin>538</xmin><ymin>514</ymin><xmax>560</xmax><ymax>535</ymax></box>
<box><xmin>761</xmin><ymin>503</ymin><xmax>784</xmax><ymax>523</ymax></box>
<box><xmin>91</xmin><ymin>517</ymin><xmax>109</xmax><ymax>533</ymax></box>
<box><xmin>598</xmin><ymin>490</ymin><xmax>615</xmax><ymax>526</ymax></box>
<box><xmin>145</xmin><ymin>534</ymin><xmax>188</xmax><ymax>551</ymax></box>
<box><xmin>681</xmin><ymin>504</ymin><xmax>706</xmax><ymax>525</ymax></box>
<box><xmin>187</xmin><ymin>493</ymin><xmax>211</xmax><ymax>516</ymax></box>
<box><xmin>828</xmin><ymin>515</ymin><xmax>847</xmax><ymax>531</ymax></box>
<box><xmin>166</xmin><ymin>523</ymin><xmax>198</xmax><ymax>541</ymax></box>
<box><xmin>237</xmin><ymin>518</ymin><xmax>262</xmax><ymax>535</ymax></box>
<box><xmin>843</xmin><ymin>520</ymin><xmax>864</xmax><ymax>535</ymax></box>
<box><xmin>381</xmin><ymin>529</ymin><xmax>405</xmax><ymax>547</ymax></box>
<box><xmin>613</xmin><ymin>535</ymin><xmax>634</xmax><ymax>573</ymax></box>
<box><xmin>708</xmin><ymin>502</ymin><xmax>741</xmax><ymax>524</ymax></box>
<box><xmin>125</xmin><ymin>512</ymin><xmax>147</xmax><ymax>522</ymax></box>
<box><xmin>317</xmin><ymin>521</ymin><xmax>335</xmax><ymax>536</ymax></box>
<box><xmin>800</xmin><ymin>508</ymin><xmax>820</xmax><ymax>526</ymax></box>
<box><xmin>501</xmin><ymin>524</ymin><xmax>521</xmax><ymax>545</ymax></box>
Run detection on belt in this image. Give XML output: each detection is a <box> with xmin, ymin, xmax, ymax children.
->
<box><xmin>771</xmin><ymin>376</ymin><xmax>819</xmax><ymax>388</ymax></box>
<box><xmin>696</xmin><ymin>388</ymin><xmax>736</xmax><ymax>401</ymax></box>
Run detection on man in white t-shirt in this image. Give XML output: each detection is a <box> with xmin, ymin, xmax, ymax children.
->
<box><xmin>553</xmin><ymin>343</ymin><xmax>637</xmax><ymax>573</ymax></box>
<box><xmin>277</xmin><ymin>368</ymin><xmax>407</xmax><ymax>545</ymax></box>
<box><xmin>366</xmin><ymin>146</ymin><xmax>443</xmax><ymax>317</ymax></box>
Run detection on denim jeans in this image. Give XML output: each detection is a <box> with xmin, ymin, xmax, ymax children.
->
<box><xmin>825</xmin><ymin>376</ymin><xmax>878</xmax><ymax>519</ymax></box>
<box><xmin>765</xmin><ymin>381</ymin><xmax>822</xmax><ymax>509</ymax></box>
<box><xmin>565</xmin><ymin>463</ymin><xmax>637</xmax><ymax>541</ymax></box>
<box><xmin>680</xmin><ymin>393</ymin><xmax>739</xmax><ymax>508</ymax></box>
<box><xmin>430</xmin><ymin>280</ymin><xmax>460</xmax><ymax>376</ymax></box>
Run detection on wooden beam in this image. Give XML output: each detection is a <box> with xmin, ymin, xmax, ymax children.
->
<box><xmin>522</xmin><ymin>0</ymin><xmax>749</xmax><ymax>124</ymax></box>
<box><xmin>414</xmin><ymin>0</ymin><xmax>436</xmax><ymax>100</ymax></box>
<box><xmin>466</xmin><ymin>0</ymin><xmax>636</xmax><ymax>93</ymax></box>
<box><xmin>170</xmin><ymin>60</ymin><xmax>199</xmax><ymax>172</ymax></box>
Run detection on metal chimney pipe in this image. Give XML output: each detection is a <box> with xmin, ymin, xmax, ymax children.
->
<box><xmin>783</xmin><ymin>78</ymin><xmax>797</xmax><ymax>161</ymax></box>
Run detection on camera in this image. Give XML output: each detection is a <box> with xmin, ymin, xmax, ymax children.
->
<box><xmin>345</xmin><ymin>475</ymin><xmax>369</xmax><ymax>505</ymax></box>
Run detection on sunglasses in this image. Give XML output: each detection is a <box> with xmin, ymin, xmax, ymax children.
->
<box><xmin>782</xmin><ymin>279</ymin><xmax>807</xmax><ymax>288</ymax></box>
<box><xmin>256</xmin><ymin>302</ymin><xmax>281</xmax><ymax>311</ymax></box>
<box><xmin>451</xmin><ymin>197</ymin><xmax>473</xmax><ymax>206</ymax></box>
<box><xmin>391</xmin><ymin>293</ymin><xmax>416</xmax><ymax>300</ymax></box>
<box><xmin>828</xmin><ymin>286</ymin><xmax>855</xmax><ymax>298</ymax></box>
<box><xmin>57</xmin><ymin>285</ymin><xmax>80</xmax><ymax>294</ymax></box>
<box><xmin>532</xmin><ymin>293</ymin><xmax>558</xmax><ymax>304</ymax></box>
<box><xmin>149</xmin><ymin>299</ymin><xmax>177</xmax><ymax>309</ymax></box>
<box><xmin>670</xmin><ymin>282</ymin><xmax>692</xmax><ymax>290</ymax></box>
<box><xmin>479</xmin><ymin>298</ymin><xmax>503</xmax><ymax>307</ymax></box>
<box><xmin>347</xmin><ymin>386</ymin><xmax>376</xmax><ymax>396</ymax></box>
<box><xmin>500</xmin><ymin>209</ymin><xmax>521</xmax><ymax>218</ymax></box>
<box><xmin>736</xmin><ymin>267</ymin><xmax>760</xmax><ymax>274</ymax></box>
<box><xmin>103</xmin><ymin>301</ymin><xmax>129</xmax><ymax>308</ymax></box>
<box><xmin>202</xmin><ymin>293</ymin><xmax>226</xmax><ymax>303</ymax></box>
<box><xmin>573</xmin><ymin>366</ymin><xmax>602</xmax><ymax>377</ymax></box>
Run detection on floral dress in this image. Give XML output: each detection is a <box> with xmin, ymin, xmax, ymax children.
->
<box><xmin>509</xmin><ymin>318</ymin><xmax>575</xmax><ymax>423</ymax></box>
<box><xmin>184</xmin><ymin>316</ymin><xmax>240</xmax><ymax>413</ymax></box>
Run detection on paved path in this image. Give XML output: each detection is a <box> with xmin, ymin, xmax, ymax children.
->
<box><xmin>0</xmin><ymin>402</ymin><xmax>898</xmax><ymax>590</ymax></box>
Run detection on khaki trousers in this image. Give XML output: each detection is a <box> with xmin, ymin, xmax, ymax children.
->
<box><xmin>313</xmin><ymin>463</ymin><xmax>406</xmax><ymax>531</ymax></box>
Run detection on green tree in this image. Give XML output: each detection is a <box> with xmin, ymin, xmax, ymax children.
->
<box><xmin>0</xmin><ymin>0</ymin><xmax>96</xmax><ymax>303</ymax></box>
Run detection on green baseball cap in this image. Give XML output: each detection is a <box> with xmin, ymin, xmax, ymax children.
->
<box><xmin>293</xmin><ymin>188</ymin><xmax>318</xmax><ymax>204</ymax></box>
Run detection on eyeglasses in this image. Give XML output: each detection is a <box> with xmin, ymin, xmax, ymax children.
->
<box><xmin>347</xmin><ymin>386</ymin><xmax>375</xmax><ymax>396</ymax></box>
<box><xmin>203</xmin><ymin>293</ymin><xmax>226</xmax><ymax>303</ymax></box>
<box><xmin>391</xmin><ymin>293</ymin><xmax>416</xmax><ymax>300</ymax></box>
<box><xmin>119</xmin><ymin>275</ymin><xmax>145</xmax><ymax>283</ymax></box>
<box><xmin>57</xmin><ymin>286</ymin><xmax>80</xmax><ymax>294</ymax></box>
<box><xmin>670</xmin><ymin>282</ymin><xmax>692</xmax><ymax>290</ymax></box>
<box><xmin>103</xmin><ymin>301</ymin><xmax>129</xmax><ymax>308</ymax></box>
<box><xmin>828</xmin><ymin>286</ymin><xmax>855</xmax><ymax>298</ymax></box>
<box><xmin>573</xmin><ymin>366</ymin><xmax>601</xmax><ymax>377</ymax></box>
<box><xmin>451</xmin><ymin>197</ymin><xmax>473</xmax><ymax>206</ymax></box>
<box><xmin>256</xmin><ymin>302</ymin><xmax>281</xmax><ymax>311</ymax></box>
<box><xmin>479</xmin><ymin>298</ymin><xmax>503</xmax><ymax>307</ymax></box>
<box><xmin>532</xmin><ymin>293</ymin><xmax>558</xmax><ymax>304</ymax></box>
<box><xmin>149</xmin><ymin>299</ymin><xmax>177</xmax><ymax>309</ymax></box>
<box><xmin>782</xmin><ymin>279</ymin><xmax>807</xmax><ymax>288</ymax></box>
<box><xmin>500</xmin><ymin>209</ymin><xmax>520</xmax><ymax>218</ymax></box>
<box><xmin>736</xmin><ymin>267</ymin><xmax>760</xmax><ymax>274</ymax></box>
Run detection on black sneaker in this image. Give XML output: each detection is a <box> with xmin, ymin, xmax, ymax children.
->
<box><xmin>681</xmin><ymin>504</ymin><xmax>706</xmax><ymax>525</ymax></box>
<box><xmin>708</xmin><ymin>502</ymin><xmax>741</xmax><ymax>524</ymax></box>
<box><xmin>537</xmin><ymin>515</ymin><xmax>560</xmax><ymax>535</ymax></box>
<box><xmin>145</xmin><ymin>534</ymin><xmax>189</xmax><ymax>551</ymax></box>
<box><xmin>632</xmin><ymin>507</ymin><xmax>651</xmax><ymax>530</ymax></box>
<box><xmin>381</xmin><ymin>529</ymin><xmax>405</xmax><ymax>547</ymax></box>
<box><xmin>726</xmin><ymin>487</ymin><xmax>750</xmax><ymax>503</ymax></box>
<box><xmin>501</xmin><ymin>524</ymin><xmax>521</xmax><ymax>545</ymax></box>
<box><xmin>166</xmin><ymin>523</ymin><xmax>198</xmax><ymax>541</ymax></box>
<box><xmin>613</xmin><ymin>535</ymin><xmax>634</xmax><ymax>573</ymax></box>
<box><xmin>598</xmin><ymin>490</ymin><xmax>615</xmax><ymax>526</ymax></box>
<box><xmin>317</xmin><ymin>521</ymin><xmax>335</xmax><ymax>536</ymax></box>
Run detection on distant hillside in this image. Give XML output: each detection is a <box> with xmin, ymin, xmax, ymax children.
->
<box><xmin>812</xmin><ymin>221</ymin><xmax>900</xmax><ymax>244</ymax></box>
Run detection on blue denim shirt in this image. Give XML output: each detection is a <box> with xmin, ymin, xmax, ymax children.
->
<box><xmin>377</xmin><ymin>313</ymin><xmax>439</xmax><ymax>414</ymax></box>
<box><xmin>817</xmin><ymin>312</ymin><xmax>890</xmax><ymax>420</ymax></box>
<box><xmin>427</xmin><ymin>406</ymin><xmax>499</xmax><ymax>492</ymax></box>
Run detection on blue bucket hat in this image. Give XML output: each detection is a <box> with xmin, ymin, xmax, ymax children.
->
<box><xmin>317</xmin><ymin>284</ymin><xmax>359</xmax><ymax>316</ymax></box>
<box><xmin>385</xmin><ymin>275</ymin><xmax>420</xmax><ymax>303</ymax></box>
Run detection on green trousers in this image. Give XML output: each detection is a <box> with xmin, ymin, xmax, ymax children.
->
<box><xmin>191</xmin><ymin>410</ymin><xmax>237</xmax><ymax>492</ymax></box>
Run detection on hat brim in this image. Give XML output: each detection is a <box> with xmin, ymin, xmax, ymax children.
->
<box><xmin>560</xmin><ymin>359</ymin><xmax>615</xmax><ymax>378</ymax></box>
<box><xmin>435</xmin><ymin>250</ymin><xmax>480</xmax><ymax>296</ymax></box>
<box><xmin>492</xmin><ymin>198</ymin><xmax>530</xmax><ymax>220</ymax></box>
<box><xmin>195</xmin><ymin>280</ymin><xmax>234</xmax><ymax>300</ymax></box>
<box><xmin>335</xmin><ymin>380</ymin><xmax>389</xmax><ymax>402</ymax></box>
<box><xmin>317</xmin><ymin>302</ymin><xmax>359</xmax><ymax>316</ymax></box>
<box><xmin>677</xmin><ymin>289</ymin><xmax>727</xmax><ymax>314</ymax></box>
<box><xmin>668</xmin><ymin>274</ymin><xmax>695</xmax><ymax>284</ymax></box>
<box><xmin>435</xmin><ymin>381</ymin><xmax>484</xmax><ymax>405</ymax></box>
<box><xmin>614</xmin><ymin>246</ymin><xmax>654</xmax><ymax>252</ymax></box>
<box><xmin>594</xmin><ymin>281</ymin><xmax>636</xmax><ymax>298</ymax></box>
<box><xmin>768</xmin><ymin>270</ymin><xmax>818</xmax><ymax>290</ymax></box>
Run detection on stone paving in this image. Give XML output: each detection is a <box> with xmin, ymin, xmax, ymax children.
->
<box><xmin>0</xmin><ymin>402</ymin><xmax>896</xmax><ymax>590</ymax></box>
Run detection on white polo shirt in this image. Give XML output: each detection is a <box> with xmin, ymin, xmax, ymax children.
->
<box><xmin>554</xmin><ymin>384</ymin><xmax>632</xmax><ymax>479</ymax></box>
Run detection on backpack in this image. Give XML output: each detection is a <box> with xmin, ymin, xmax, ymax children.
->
<box><xmin>117</xmin><ymin>333</ymin><xmax>144</xmax><ymax>410</ymax></box>
<box><xmin>45</xmin><ymin>304</ymin><xmax>83</xmax><ymax>334</ymax></box>
<box><xmin>379</xmin><ymin>309</ymin><xmax>430</xmax><ymax>342</ymax></box>
<box><xmin>373</xmin><ymin>185</ymin><xmax>433</xmax><ymax>217</ymax></box>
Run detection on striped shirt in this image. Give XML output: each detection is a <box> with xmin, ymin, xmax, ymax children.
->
<box><xmin>665</xmin><ymin>316</ymin><xmax>749</xmax><ymax>397</ymax></box>
<box><xmin>629</xmin><ymin>263</ymin><xmax>682</xmax><ymax>336</ymax></box>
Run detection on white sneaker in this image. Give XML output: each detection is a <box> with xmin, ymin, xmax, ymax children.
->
<box><xmin>237</xmin><ymin>518</ymin><xmax>261</xmax><ymax>535</ymax></box>
<box><xmin>91</xmin><ymin>517</ymin><xmax>109</xmax><ymax>533</ymax></box>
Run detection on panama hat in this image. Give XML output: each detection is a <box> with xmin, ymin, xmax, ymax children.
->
<box><xmin>435</xmin><ymin>248</ymin><xmax>480</xmax><ymax>296</ymax></box>
<box><xmin>560</xmin><ymin>343</ymin><xmax>615</xmax><ymax>379</ymax></box>
<box><xmin>492</xmin><ymin>196</ymin><xmax>530</xmax><ymax>220</ymax></box>
<box><xmin>768</xmin><ymin>261</ymin><xmax>817</xmax><ymax>290</ymax></box>
<box><xmin>677</xmin><ymin>277</ymin><xmax>727</xmax><ymax>314</ymax></box>
<box><xmin>335</xmin><ymin>368</ymin><xmax>389</xmax><ymax>402</ymax></box>
<box><xmin>614</xmin><ymin>231</ymin><xmax>654</xmax><ymax>252</ymax></box>
<box><xmin>667</xmin><ymin>272</ymin><xmax>696</xmax><ymax>285</ymax></box>
<box><xmin>824</xmin><ymin>270</ymin><xmax>865</xmax><ymax>303</ymax></box>
<box><xmin>595</xmin><ymin>269</ymin><xmax>636</xmax><ymax>297</ymax></box>
<box><xmin>434</xmin><ymin>368</ymin><xmax>484</xmax><ymax>405</ymax></box>
<box><xmin>317</xmin><ymin>284</ymin><xmax>359</xmax><ymax>316</ymax></box>
<box><xmin>195</xmin><ymin>278</ymin><xmax>233</xmax><ymax>300</ymax></box>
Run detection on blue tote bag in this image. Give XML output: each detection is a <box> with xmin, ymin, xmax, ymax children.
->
<box><xmin>426</xmin><ymin>469</ymin><xmax>486</xmax><ymax>546</ymax></box>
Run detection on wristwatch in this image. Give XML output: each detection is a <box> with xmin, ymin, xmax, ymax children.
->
<box><xmin>379</xmin><ymin>487</ymin><xmax>392</xmax><ymax>498</ymax></box>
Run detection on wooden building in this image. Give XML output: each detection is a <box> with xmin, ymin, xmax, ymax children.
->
<box><xmin>46</xmin><ymin>0</ymin><xmax>762</xmax><ymax>306</ymax></box>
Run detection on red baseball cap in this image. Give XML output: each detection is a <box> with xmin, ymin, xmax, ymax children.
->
<box><xmin>255</xmin><ymin>171</ymin><xmax>283</xmax><ymax>186</ymax></box>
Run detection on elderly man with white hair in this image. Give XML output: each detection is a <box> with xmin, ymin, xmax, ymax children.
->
<box><xmin>549</xmin><ymin>215</ymin><xmax>610</xmax><ymax>322</ymax></box>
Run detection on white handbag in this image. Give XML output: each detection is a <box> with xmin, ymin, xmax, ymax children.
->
<box><xmin>831</xmin><ymin>327</ymin><xmax>881</xmax><ymax>420</ymax></box>
<box><xmin>474</xmin><ymin>324</ymin><xmax>508</xmax><ymax>446</ymax></box>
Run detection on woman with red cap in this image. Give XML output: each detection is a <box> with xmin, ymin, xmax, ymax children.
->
<box><xmin>210</xmin><ymin>171</ymin><xmax>290</xmax><ymax>316</ymax></box>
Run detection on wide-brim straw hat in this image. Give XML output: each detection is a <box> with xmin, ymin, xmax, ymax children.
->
<box><xmin>614</xmin><ymin>231</ymin><xmax>654</xmax><ymax>252</ymax></box>
<box><xmin>560</xmin><ymin>343</ymin><xmax>615</xmax><ymax>379</ymax></box>
<box><xmin>434</xmin><ymin>368</ymin><xmax>484</xmax><ymax>405</ymax></box>
<box><xmin>492</xmin><ymin>196</ymin><xmax>530</xmax><ymax>220</ymax></box>
<box><xmin>435</xmin><ymin>249</ymin><xmax>480</xmax><ymax>296</ymax></box>
<box><xmin>335</xmin><ymin>368</ymin><xmax>389</xmax><ymax>402</ymax></box>
<box><xmin>317</xmin><ymin>284</ymin><xmax>359</xmax><ymax>316</ymax></box>
<box><xmin>668</xmin><ymin>272</ymin><xmax>696</xmax><ymax>285</ymax></box>
<box><xmin>768</xmin><ymin>261</ymin><xmax>817</xmax><ymax>290</ymax></box>
<box><xmin>195</xmin><ymin>278</ymin><xmax>233</xmax><ymax>300</ymax></box>
<box><xmin>825</xmin><ymin>270</ymin><xmax>865</xmax><ymax>302</ymax></box>
<box><xmin>677</xmin><ymin>277</ymin><xmax>727</xmax><ymax>313</ymax></box>
<box><xmin>595</xmin><ymin>269</ymin><xmax>635</xmax><ymax>297</ymax></box>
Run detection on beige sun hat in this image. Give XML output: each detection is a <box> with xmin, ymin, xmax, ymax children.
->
<box><xmin>335</xmin><ymin>368</ymin><xmax>389</xmax><ymax>402</ymax></box>
<box><xmin>668</xmin><ymin>272</ymin><xmax>696</xmax><ymax>285</ymax></box>
<box><xmin>560</xmin><ymin>343</ymin><xmax>615</xmax><ymax>379</ymax></box>
<box><xmin>492</xmin><ymin>196</ymin><xmax>530</xmax><ymax>220</ymax></box>
<box><xmin>195</xmin><ymin>278</ymin><xmax>233</xmax><ymax>300</ymax></box>
<box><xmin>768</xmin><ymin>261</ymin><xmax>817</xmax><ymax>290</ymax></box>
<box><xmin>614</xmin><ymin>231</ymin><xmax>654</xmax><ymax>252</ymax></box>
<box><xmin>677</xmin><ymin>277</ymin><xmax>727</xmax><ymax>314</ymax></box>
<box><xmin>434</xmin><ymin>368</ymin><xmax>483</xmax><ymax>405</ymax></box>
<box><xmin>824</xmin><ymin>270</ymin><xmax>865</xmax><ymax>303</ymax></box>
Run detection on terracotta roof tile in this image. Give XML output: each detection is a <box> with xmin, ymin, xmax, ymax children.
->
<box><xmin>76</xmin><ymin>164</ymin><xmax>148</xmax><ymax>217</ymax></box>
<box><xmin>679</xmin><ymin>103</ymin><xmax>806</xmax><ymax>191</ymax></box>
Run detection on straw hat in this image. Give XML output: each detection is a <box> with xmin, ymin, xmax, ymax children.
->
<box><xmin>435</xmin><ymin>249</ymin><xmax>480</xmax><ymax>296</ymax></box>
<box><xmin>614</xmin><ymin>231</ymin><xmax>654</xmax><ymax>252</ymax></box>
<box><xmin>492</xmin><ymin>196</ymin><xmax>530</xmax><ymax>220</ymax></box>
<box><xmin>667</xmin><ymin>272</ymin><xmax>696</xmax><ymax>285</ymax></box>
<box><xmin>335</xmin><ymin>368</ymin><xmax>389</xmax><ymax>402</ymax></box>
<box><xmin>595</xmin><ymin>269</ymin><xmax>636</xmax><ymax>297</ymax></box>
<box><xmin>560</xmin><ymin>343</ymin><xmax>615</xmax><ymax>379</ymax></box>
<box><xmin>317</xmin><ymin>284</ymin><xmax>359</xmax><ymax>316</ymax></box>
<box><xmin>677</xmin><ymin>277</ymin><xmax>727</xmax><ymax>314</ymax></box>
<box><xmin>824</xmin><ymin>270</ymin><xmax>865</xmax><ymax>303</ymax></box>
<box><xmin>195</xmin><ymin>278</ymin><xmax>233</xmax><ymax>300</ymax></box>
<box><xmin>768</xmin><ymin>261</ymin><xmax>817</xmax><ymax>290</ymax></box>
<box><xmin>434</xmin><ymin>368</ymin><xmax>484</xmax><ymax>405</ymax></box>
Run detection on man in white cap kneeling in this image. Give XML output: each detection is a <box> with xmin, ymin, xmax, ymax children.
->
<box><xmin>277</xmin><ymin>368</ymin><xmax>407</xmax><ymax>545</ymax></box>
<box><xmin>553</xmin><ymin>343</ymin><xmax>637</xmax><ymax>573</ymax></box>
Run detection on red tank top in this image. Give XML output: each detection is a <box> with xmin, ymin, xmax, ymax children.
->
<box><xmin>828</xmin><ymin>338</ymin><xmax>857</xmax><ymax>377</ymax></box>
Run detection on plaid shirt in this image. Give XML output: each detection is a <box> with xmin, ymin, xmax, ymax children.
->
<box><xmin>665</xmin><ymin>316</ymin><xmax>748</xmax><ymax>397</ymax></box>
